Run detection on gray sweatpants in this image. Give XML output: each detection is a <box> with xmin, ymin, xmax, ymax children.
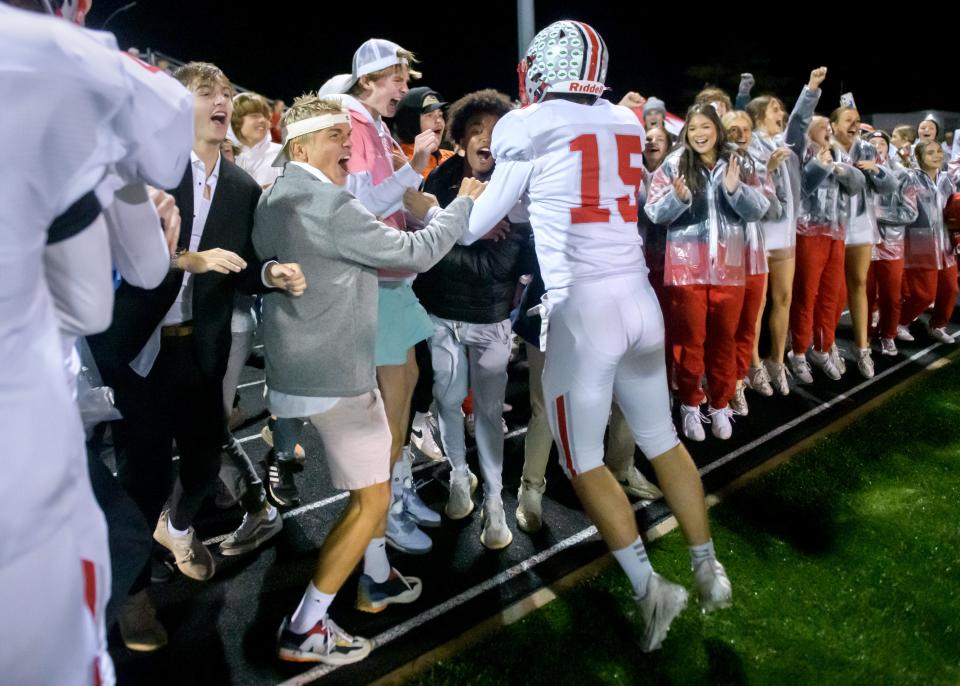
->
<box><xmin>428</xmin><ymin>316</ymin><xmax>511</xmax><ymax>499</ymax></box>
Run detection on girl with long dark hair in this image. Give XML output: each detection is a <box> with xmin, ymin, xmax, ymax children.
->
<box><xmin>645</xmin><ymin>105</ymin><xmax>769</xmax><ymax>441</ymax></box>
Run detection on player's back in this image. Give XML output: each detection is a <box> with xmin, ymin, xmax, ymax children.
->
<box><xmin>493</xmin><ymin>97</ymin><xmax>648</xmax><ymax>290</ymax></box>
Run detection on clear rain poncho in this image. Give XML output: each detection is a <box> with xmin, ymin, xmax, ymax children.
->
<box><xmin>748</xmin><ymin>85</ymin><xmax>821</xmax><ymax>253</ymax></box>
<box><xmin>839</xmin><ymin>137</ymin><xmax>898</xmax><ymax>246</ymax></box>
<box><xmin>872</xmin><ymin>166</ymin><xmax>919</xmax><ymax>261</ymax></box>
<box><xmin>739</xmin><ymin>149</ymin><xmax>780</xmax><ymax>275</ymax></box>
<box><xmin>797</xmin><ymin>143</ymin><xmax>865</xmax><ymax>240</ymax></box>
<box><xmin>903</xmin><ymin>168</ymin><xmax>958</xmax><ymax>271</ymax></box>
<box><xmin>645</xmin><ymin>146</ymin><xmax>770</xmax><ymax>287</ymax></box>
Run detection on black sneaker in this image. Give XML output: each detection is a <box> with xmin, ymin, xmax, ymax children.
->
<box><xmin>277</xmin><ymin>616</ymin><xmax>371</xmax><ymax>665</ymax></box>
<box><xmin>266</xmin><ymin>450</ymin><xmax>301</xmax><ymax>508</ymax></box>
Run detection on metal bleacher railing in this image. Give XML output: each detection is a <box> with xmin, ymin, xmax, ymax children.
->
<box><xmin>135</xmin><ymin>48</ymin><xmax>269</xmax><ymax>101</ymax></box>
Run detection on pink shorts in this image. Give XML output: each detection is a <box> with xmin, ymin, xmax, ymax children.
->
<box><xmin>308</xmin><ymin>390</ymin><xmax>391</xmax><ymax>491</ymax></box>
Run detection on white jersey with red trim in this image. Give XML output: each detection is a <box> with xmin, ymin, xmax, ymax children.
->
<box><xmin>0</xmin><ymin>7</ymin><xmax>191</xmax><ymax>685</ymax></box>
<box><xmin>477</xmin><ymin>98</ymin><xmax>648</xmax><ymax>291</ymax></box>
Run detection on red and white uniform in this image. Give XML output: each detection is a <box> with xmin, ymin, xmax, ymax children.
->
<box><xmin>464</xmin><ymin>98</ymin><xmax>680</xmax><ymax>477</ymax></box>
<box><xmin>0</xmin><ymin>7</ymin><xmax>191</xmax><ymax>685</ymax></box>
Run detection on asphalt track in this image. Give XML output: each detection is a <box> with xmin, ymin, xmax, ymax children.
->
<box><xmin>107</xmin><ymin>313</ymin><xmax>959</xmax><ymax>686</ymax></box>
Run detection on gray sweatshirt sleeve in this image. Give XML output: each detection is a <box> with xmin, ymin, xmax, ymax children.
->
<box><xmin>332</xmin><ymin>194</ymin><xmax>474</xmax><ymax>273</ymax></box>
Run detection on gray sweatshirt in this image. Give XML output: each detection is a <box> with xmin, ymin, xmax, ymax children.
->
<box><xmin>252</xmin><ymin>163</ymin><xmax>472</xmax><ymax>397</ymax></box>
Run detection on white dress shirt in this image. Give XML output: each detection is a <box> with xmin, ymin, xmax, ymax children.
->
<box><xmin>130</xmin><ymin>152</ymin><xmax>219</xmax><ymax>375</ymax></box>
<box><xmin>163</xmin><ymin>151</ymin><xmax>221</xmax><ymax>325</ymax></box>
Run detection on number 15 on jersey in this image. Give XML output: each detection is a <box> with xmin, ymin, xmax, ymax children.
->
<box><xmin>569</xmin><ymin>133</ymin><xmax>644</xmax><ymax>225</ymax></box>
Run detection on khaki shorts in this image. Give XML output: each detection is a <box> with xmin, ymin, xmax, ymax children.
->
<box><xmin>307</xmin><ymin>390</ymin><xmax>391</xmax><ymax>491</ymax></box>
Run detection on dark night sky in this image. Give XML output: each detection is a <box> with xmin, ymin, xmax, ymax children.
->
<box><xmin>87</xmin><ymin>2</ymin><xmax>959</xmax><ymax>125</ymax></box>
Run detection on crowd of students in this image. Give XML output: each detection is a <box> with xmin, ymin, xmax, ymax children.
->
<box><xmin>4</xmin><ymin>1</ymin><xmax>960</xmax><ymax>680</ymax></box>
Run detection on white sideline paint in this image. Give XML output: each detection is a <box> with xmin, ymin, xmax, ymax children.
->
<box><xmin>237</xmin><ymin>379</ymin><xmax>265</xmax><ymax>389</ymax></box>
<box><xmin>220</xmin><ymin>343</ymin><xmax>942</xmax><ymax>527</ymax></box>
<box><xmin>272</xmin><ymin>340</ymin><xmax>945</xmax><ymax>685</ymax></box>
<box><xmin>699</xmin><ymin>341</ymin><xmax>941</xmax><ymax>478</ymax></box>
<box><xmin>276</xmin><ymin>498</ymin><xmax>655</xmax><ymax>686</ymax></box>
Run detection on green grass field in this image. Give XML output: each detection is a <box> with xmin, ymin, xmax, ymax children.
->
<box><xmin>406</xmin><ymin>358</ymin><xmax>960</xmax><ymax>686</ymax></box>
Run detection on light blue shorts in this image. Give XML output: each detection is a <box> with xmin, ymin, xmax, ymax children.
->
<box><xmin>375</xmin><ymin>283</ymin><xmax>434</xmax><ymax>366</ymax></box>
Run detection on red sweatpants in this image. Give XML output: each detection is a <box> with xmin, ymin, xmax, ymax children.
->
<box><xmin>790</xmin><ymin>234</ymin><xmax>846</xmax><ymax>354</ymax></box>
<box><xmin>735</xmin><ymin>273</ymin><xmax>767</xmax><ymax>379</ymax></box>
<box><xmin>867</xmin><ymin>259</ymin><xmax>904</xmax><ymax>340</ymax></box>
<box><xmin>668</xmin><ymin>284</ymin><xmax>745</xmax><ymax>409</ymax></box>
<box><xmin>900</xmin><ymin>265</ymin><xmax>959</xmax><ymax>330</ymax></box>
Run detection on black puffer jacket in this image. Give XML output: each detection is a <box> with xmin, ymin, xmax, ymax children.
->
<box><xmin>413</xmin><ymin>154</ymin><xmax>534</xmax><ymax>324</ymax></box>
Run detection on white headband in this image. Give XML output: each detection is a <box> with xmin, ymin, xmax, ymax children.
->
<box><xmin>284</xmin><ymin>113</ymin><xmax>351</xmax><ymax>141</ymax></box>
<box><xmin>273</xmin><ymin>113</ymin><xmax>352</xmax><ymax>167</ymax></box>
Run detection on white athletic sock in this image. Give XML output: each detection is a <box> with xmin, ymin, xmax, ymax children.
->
<box><xmin>264</xmin><ymin>504</ymin><xmax>278</xmax><ymax>521</ymax></box>
<box><xmin>689</xmin><ymin>539</ymin><xmax>716</xmax><ymax>566</ymax></box>
<box><xmin>612</xmin><ymin>536</ymin><xmax>653</xmax><ymax>598</ymax></box>
<box><xmin>413</xmin><ymin>410</ymin><xmax>429</xmax><ymax>425</ymax></box>
<box><xmin>289</xmin><ymin>582</ymin><xmax>335</xmax><ymax>634</ymax></box>
<box><xmin>167</xmin><ymin>518</ymin><xmax>190</xmax><ymax>538</ymax></box>
<box><xmin>363</xmin><ymin>537</ymin><xmax>391</xmax><ymax>583</ymax></box>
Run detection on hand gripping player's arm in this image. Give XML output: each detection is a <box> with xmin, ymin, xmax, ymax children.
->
<box><xmin>463</xmin><ymin>112</ymin><xmax>535</xmax><ymax>245</ymax></box>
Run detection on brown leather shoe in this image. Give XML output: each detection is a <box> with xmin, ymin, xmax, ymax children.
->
<box><xmin>153</xmin><ymin>510</ymin><xmax>215</xmax><ymax>581</ymax></box>
<box><xmin>118</xmin><ymin>590</ymin><xmax>168</xmax><ymax>652</ymax></box>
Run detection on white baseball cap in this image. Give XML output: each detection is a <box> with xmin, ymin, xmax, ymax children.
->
<box><xmin>340</xmin><ymin>38</ymin><xmax>409</xmax><ymax>93</ymax></box>
<box><xmin>318</xmin><ymin>74</ymin><xmax>353</xmax><ymax>97</ymax></box>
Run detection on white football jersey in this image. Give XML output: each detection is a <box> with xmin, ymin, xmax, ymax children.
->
<box><xmin>479</xmin><ymin>97</ymin><xmax>648</xmax><ymax>290</ymax></box>
<box><xmin>0</xmin><ymin>4</ymin><xmax>191</xmax><ymax>564</ymax></box>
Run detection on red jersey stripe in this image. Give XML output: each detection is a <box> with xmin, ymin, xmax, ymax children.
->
<box><xmin>82</xmin><ymin>559</ymin><xmax>96</xmax><ymax>617</ymax></box>
<box><xmin>555</xmin><ymin>395</ymin><xmax>577</xmax><ymax>477</ymax></box>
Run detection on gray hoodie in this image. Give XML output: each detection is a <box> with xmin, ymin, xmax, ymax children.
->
<box><xmin>252</xmin><ymin>163</ymin><xmax>472</xmax><ymax>397</ymax></box>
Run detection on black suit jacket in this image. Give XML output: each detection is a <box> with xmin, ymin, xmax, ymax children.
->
<box><xmin>89</xmin><ymin>157</ymin><xmax>269</xmax><ymax>383</ymax></box>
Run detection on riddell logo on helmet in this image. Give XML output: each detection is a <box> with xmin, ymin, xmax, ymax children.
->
<box><xmin>568</xmin><ymin>82</ymin><xmax>604</xmax><ymax>95</ymax></box>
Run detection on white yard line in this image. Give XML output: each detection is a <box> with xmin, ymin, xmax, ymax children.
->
<box><xmin>276</xmin><ymin>340</ymin><xmax>944</xmax><ymax>684</ymax></box>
